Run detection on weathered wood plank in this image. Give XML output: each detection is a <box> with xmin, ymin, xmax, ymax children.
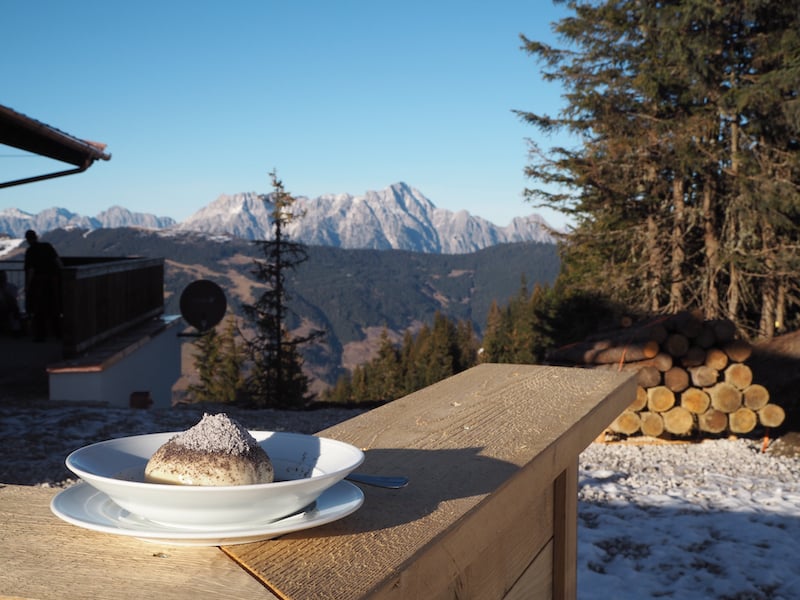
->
<box><xmin>224</xmin><ymin>364</ymin><xmax>635</xmax><ymax>600</ymax></box>
<box><xmin>0</xmin><ymin>485</ymin><xmax>272</xmax><ymax>600</ymax></box>
<box><xmin>552</xmin><ymin>462</ymin><xmax>578</xmax><ymax>600</ymax></box>
<box><xmin>505</xmin><ymin>540</ymin><xmax>554</xmax><ymax>600</ymax></box>
<box><xmin>369</xmin><ymin>473</ymin><xmax>554</xmax><ymax>599</ymax></box>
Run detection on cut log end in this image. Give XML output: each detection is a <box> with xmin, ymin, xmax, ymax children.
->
<box><xmin>724</xmin><ymin>363</ymin><xmax>753</xmax><ymax>390</ymax></box>
<box><xmin>704</xmin><ymin>348</ymin><xmax>729</xmax><ymax>371</ymax></box>
<box><xmin>710</xmin><ymin>319</ymin><xmax>737</xmax><ymax>343</ymax></box>
<box><xmin>698</xmin><ymin>409</ymin><xmax>728</xmax><ymax>434</ymax></box>
<box><xmin>652</xmin><ymin>352</ymin><xmax>674</xmax><ymax>372</ymax></box>
<box><xmin>680</xmin><ymin>346</ymin><xmax>706</xmax><ymax>368</ymax></box>
<box><xmin>680</xmin><ymin>387</ymin><xmax>711</xmax><ymax>414</ymax></box>
<box><xmin>664</xmin><ymin>366</ymin><xmax>690</xmax><ymax>393</ymax></box>
<box><xmin>662</xmin><ymin>406</ymin><xmax>694</xmax><ymax>435</ymax></box>
<box><xmin>708</xmin><ymin>382</ymin><xmax>742</xmax><ymax>413</ymax></box>
<box><xmin>637</xmin><ymin>365</ymin><xmax>662</xmax><ymax>388</ymax></box>
<box><xmin>610</xmin><ymin>410</ymin><xmax>642</xmax><ymax>435</ymax></box>
<box><xmin>629</xmin><ymin>386</ymin><xmax>648</xmax><ymax>412</ymax></box>
<box><xmin>723</xmin><ymin>339</ymin><xmax>753</xmax><ymax>363</ymax></box>
<box><xmin>665</xmin><ymin>333</ymin><xmax>690</xmax><ymax>357</ymax></box>
<box><xmin>758</xmin><ymin>404</ymin><xmax>785</xmax><ymax>428</ymax></box>
<box><xmin>647</xmin><ymin>386</ymin><xmax>676</xmax><ymax>412</ymax></box>
<box><xmin>639</xmin><ymin>411</ymin><xmax>665</xmax><ymax>438</ymax></box>
<box><xmin>743</xmin><ymin>384</ymin><xmax>770</xmax><ymax>410</ymax></box>
<box><xmin>690</xmin><ymin>365</ymin><xmax>719</xmax><ymax>388</ymax></box>
<box><xmin>694</xmin><ymin>325</ymin><xmax>717</xmax><ymax>349</ymax></box>
<box><xmin>728</xmin><ymin>407</ymin><xmax>757</xmax><ymax>434</ymax></box>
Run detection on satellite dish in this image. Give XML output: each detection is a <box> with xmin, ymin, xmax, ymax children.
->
<box><xmin>179</xmin><ymin>280</ymin><xmax>227</xmax><ymax>332</ymax></box>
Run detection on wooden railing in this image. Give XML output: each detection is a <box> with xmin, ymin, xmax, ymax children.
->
<box><xmin>229</xmin><ymin>364</ymin><xmax>637</xmax><ymax>599</ymax></box>
<box><xmin>0</xmin><ymin>364</ymin><xmax>636</xmax><ymax>600</ymax></box>
<box><xmin>59</xmin><ymin>256</ymin><xmax>164</xmax><ymax>357</ymax></box>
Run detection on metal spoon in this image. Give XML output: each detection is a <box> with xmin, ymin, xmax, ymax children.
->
<box><xmin>346</xmin><ymin>473</ymin><xmax>409</xmax><ymax>489</ymax></box>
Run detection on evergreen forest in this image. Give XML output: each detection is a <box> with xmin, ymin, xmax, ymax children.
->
<box><xmin>518</xmin><ymin>0</ymin><xmax>800</xmax><ymax>339</ymax></box>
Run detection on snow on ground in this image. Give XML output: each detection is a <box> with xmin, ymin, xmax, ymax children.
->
<box><xmin>0</xmin><ymin>237</ymin><xmax>23</xmax><ymax>258</ymax></box>
<box><xmin>578</xmin><ymin>440</ymin><xmax>800</xmax><ymax>599</ymax></box>
<box><xmin>2</xmin><ymin>399</ymin><xmax>799</xmax><ymax>599</ymax></box>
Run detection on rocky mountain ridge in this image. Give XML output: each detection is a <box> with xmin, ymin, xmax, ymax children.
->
<box><xmin>1</xmin><ymin>182</ymin><xmax>554</xmax><ymax>254</ymax></box>
<box><xmin>0</xmin><ymin>205</ymin><xmax>176</xmax><ymax>237</ymax></box>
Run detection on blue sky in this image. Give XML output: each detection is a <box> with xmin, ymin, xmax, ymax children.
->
<box><xmin>2</xmin><ymin>1</ymin><xmax>573</xmax><ymax>228</ymax></box>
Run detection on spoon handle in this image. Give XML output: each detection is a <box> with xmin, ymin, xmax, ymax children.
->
<box><xmin>346</xmin><ymin>473</ymin><xmax>409</xmax><ymax>489</ymax></box>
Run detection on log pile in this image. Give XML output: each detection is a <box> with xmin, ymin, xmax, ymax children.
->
<box><xmin>547</xmin><ymin>312</ymin><xmax>786</xmax><ymax>439</ymax></box>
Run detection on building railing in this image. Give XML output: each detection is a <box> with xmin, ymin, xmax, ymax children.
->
<box><xmin>59</xmin><ymin>256</ymin><xmax>164</xmax><ymax>357</ymax></box>
<box><xmin>0</xmin><ymin>256</ymin><xmax>164</xmax><ymax>358</ymax></box>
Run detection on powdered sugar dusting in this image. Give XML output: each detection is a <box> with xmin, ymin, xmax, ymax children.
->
<box><xmin>169</xmin><ymin>413</ymin><xmax>258</xmax><ymax>455</ymax></box>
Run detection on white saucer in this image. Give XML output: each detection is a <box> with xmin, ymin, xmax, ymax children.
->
<box><xmin>51</xmin><ymin>480</ymin><xmax>364</xmax><ymax>546</ymax></box>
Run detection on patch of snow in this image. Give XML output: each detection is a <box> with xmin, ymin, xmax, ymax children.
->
<box><xmin>0</xmin><ymin>237</ymin><xmax>23</xmax><ymax>258</ymax></box>
<box><xmin>577</xmin><ymin>440</ymin><xmax>800</xmax><ymax>599</ymax></box>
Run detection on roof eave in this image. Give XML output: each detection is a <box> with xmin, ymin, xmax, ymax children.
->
<box><xmin>0</xmin><ymin>104</ymin><xmax>111</xmax><ymax>189</ymax></box>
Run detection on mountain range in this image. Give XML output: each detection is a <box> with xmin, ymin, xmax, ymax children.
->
<box><xmin>0</xmin><ymin>182</ymin><xmax>555</xmax><ymax>253</ymax></box>
<box><xmin>0</xmin><ymin>205</ymin><xmax>176</xmax><ymax>235</ymax></box>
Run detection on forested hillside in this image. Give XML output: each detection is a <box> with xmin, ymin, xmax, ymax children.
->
<box><xmin>33</xmin><ymin>228</ymin><xmax>559</xmax><ymax>386</ymax></box>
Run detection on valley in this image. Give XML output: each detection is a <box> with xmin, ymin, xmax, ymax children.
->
<box><xmin>29</xmin><ymin>228</ymin><xmax>560</xmax><ymax>392</ymax></box>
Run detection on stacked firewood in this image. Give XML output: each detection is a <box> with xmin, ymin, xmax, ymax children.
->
<box><xmin>547</xmin><ymin>312</ymin><xmax>786</xmax><ymax>439</ymax></box>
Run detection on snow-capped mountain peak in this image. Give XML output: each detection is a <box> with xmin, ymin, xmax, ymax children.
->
<box><xmin>0</xmin><ymin>182</ymin><xmax>554</xmax><ymax>254</ymax></box>
<box><xmin>176</xmin><ymin>182</ymin><xmax>554</xmax><ymax>253</ymax></box>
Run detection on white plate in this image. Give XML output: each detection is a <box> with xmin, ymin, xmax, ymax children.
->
<box><xmin>65</xmin><ymin>430</ymin><xmax>364</xmax><ymax>528</ymax></box>
<box><xmin>51</xmin><ymin>480</ymin><xmax>364</xmax><ymax>546</ymax></box>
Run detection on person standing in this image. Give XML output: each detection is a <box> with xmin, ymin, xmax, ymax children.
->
<box><xmin>23</xmin><ymin>230</ymin><xmax>62</xmax><ymax>341</ymax></box>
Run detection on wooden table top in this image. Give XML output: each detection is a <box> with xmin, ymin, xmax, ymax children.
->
<box><xmin>0</xmin><ymin>484</ymin><xmax>273</xmax><ymax>600</ymax></box>
<box><xmin>0</xmin><ymin>364</ymin><xmax>635</xmax><ymax>600</ymax></box>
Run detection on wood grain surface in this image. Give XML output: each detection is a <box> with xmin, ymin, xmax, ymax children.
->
<box><xmin>223</xmin><ymin>363</ymin><xmax>635</xmax><ymax>599</ymax></box>
<box><xmin>0</xmin><ymin>484</ymin><xmax>273</xmax><ymax>600</ymax></box>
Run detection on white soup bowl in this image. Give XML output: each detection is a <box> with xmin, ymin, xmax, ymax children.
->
<box><xmin>65</xmin><ymin>430</ymin><xmax>364</xmax><ymax>529</ymax></box>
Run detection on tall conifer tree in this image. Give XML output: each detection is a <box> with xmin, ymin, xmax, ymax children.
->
<box><xmin>242</xmin><ymin>172</ymin><xmax>324</xmax><ymax>407</ymax></box>
<box><xmin>187</xmin><ymin>315</ymin><xmax>244</xmax><ymax>404</ymax></box>
<box><xmin>518</xmin><ymin>0</ymin><xmax>800</xmax><ymax>338</ymax></box>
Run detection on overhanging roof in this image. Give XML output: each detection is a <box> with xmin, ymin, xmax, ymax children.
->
<box><xmin>0</xmin><ymin>104</ymin><xmax>111</xmax><ymax>189</ymax></box>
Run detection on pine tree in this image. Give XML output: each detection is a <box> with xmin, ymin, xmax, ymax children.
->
<box><xmin>325</xmin><ymin>374</ymin><xmax>354</xmax><ymax>404</ymax></box>
<box><xmin>320</xmin><ymin>314</ymin><xmax>479</xmax><ymax>404</ymax></box>
<box><xmin>509</xmin><ymin>276</ymin><xmax>537</xmax><ymax>364</ymax></box>
<box><xmin>187</xmin><ymin>315</ymin><xmax>245</xmax><ymax>404</ymax></box>
<box><xmin>241</xmin><ymin>171</ymin><xmax>325</xmax><ymax>407</ymax></box>
<box><xmin>371</xmin><ymin>328</ymin><xmax>403</xmax><ymax>401</ymax></box>
<box><xmin>399</xmin><ymin>329</ymin><xmax>420</xmax><ymax>394</ymax></box>
<box><xmin>518</xmin><ymin>0</ymin><xmax>800</xmax><ymax>338</ymax></box>
<box><xmin>408</xmin><ymin>323</ymin><xmax>433</xmax><ymax>389</ymax></box>
<box><xmin>481</xmin><ymin>300</ymin><xmax>513</xmax><ymax>363</ymax></box>
<box><xmin>429</xmin><ymin>313</ymin><xmax>460</xmax><ymax>382</ymax></box>
<box><xmin>217</xmin><ymin>316</ymin><xmax>246</xmax><ymax>402</ymax></box>
<box><xmin>455</xmin><ymin>319</ymin><xmax>479</xmax><ymax>371</ymax></box>
<box><xmin>349</xmin><ymin>366</ymin><xmax>369</xmax><ymax>402</ymax></box>
<box><xmin>526</xmin><ymin>282</ymin><xmax>556</xmax><ymax>362</ymax></box>
<box><xmin>187</xmin><ymin>327</ymin><xmax>222</xmax><ymax>403</ymax></box>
